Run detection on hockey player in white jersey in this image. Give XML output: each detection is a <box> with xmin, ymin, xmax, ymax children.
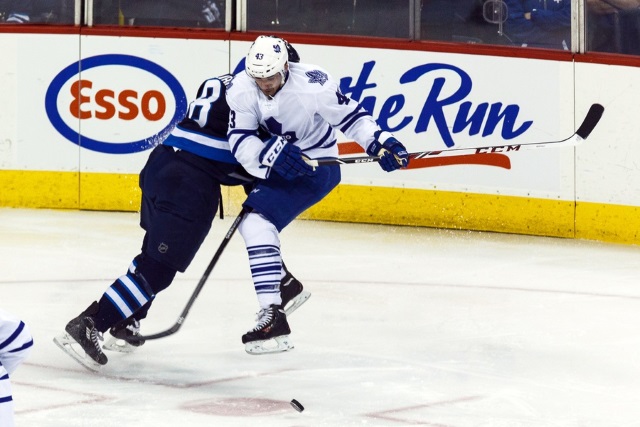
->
<box><xmin>0</xmin><ymin>309</ymin><xmax>33</xmax><ymax>427</ymax></box>
<box><xmin>227</xmin><ymin>35</ymin><xmax>409</xmax><ymax>355</ymax></box>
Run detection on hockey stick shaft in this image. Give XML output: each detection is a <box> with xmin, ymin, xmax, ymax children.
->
<box><xmin>134</xmin><ymin>207</ymin><xmax>249</xmax><ymax>341</ymax></box>
<box><xmin>308</xmin><ymin>103</ymin><xmax>604</xmax><ymax>167</ymax></box>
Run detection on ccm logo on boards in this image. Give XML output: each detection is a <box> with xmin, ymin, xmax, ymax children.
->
<box><xmin>45</xmin><ymin>54</ymin><xmax>187</xmax><ymax>154</ymax></box>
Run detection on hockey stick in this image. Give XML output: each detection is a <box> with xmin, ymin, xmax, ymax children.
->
<box><xmin>131</xmin><ymin>207</ymin><xmax>249</xmax><ymax>341</ymax></box>
<box><xmin>307</xmin><ymin>103</ymin><xmax>605</xmax><ymax>166</ymax></box>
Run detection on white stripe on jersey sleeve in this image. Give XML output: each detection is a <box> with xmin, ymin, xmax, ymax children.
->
<box><xmin>170</xmin><ymin>127</ymin><xmax>230</xmax><ymax>151</ymax></box>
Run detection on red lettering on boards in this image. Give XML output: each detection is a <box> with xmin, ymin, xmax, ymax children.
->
<box><xmin>69</xmin><ymin>80</ymin><xmax>166</xmax><ymax>121</ymax></box>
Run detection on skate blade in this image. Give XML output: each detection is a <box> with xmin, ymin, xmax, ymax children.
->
<box><xmin>103</xmin><ymin>336</ymin><xmax>138</xmax><ymax>353</ymax></box>
<box><xmin>53</xmin><ymin>333</ymin><xmax>103</xmax><ymax>373</ymax></box>
<box><xmin>284</xmin><ymin>290</ymin><xmax>311</xmax><ymax>316</ymax></box>
<box><xmin>244</xmin><ymin>335</ymin><xmax>294</xmax><ymax>355</ymax></box>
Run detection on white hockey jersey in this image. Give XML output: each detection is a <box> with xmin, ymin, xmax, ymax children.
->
<box><xmin>226</xmin><ymin>62</ymin><xmax>382</xmax><ymax>178</ymax></box>
<box><xmin>1</xmin><ymin>309</ymin><xmax>33</xmax><ymax>425</ymax></box>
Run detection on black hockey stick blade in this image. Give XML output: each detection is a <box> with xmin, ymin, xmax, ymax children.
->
<box><xmin>130</xmin><ymin>208</ymin><xmax>249</xmax><ymax>342</ymax></box>
<box><xmin>137</xmin><ymin>321</ymin><xmax>182</xmax><ymax>341</ymax></box>
<box><xmin>575</xmin><ymin>103</ymin><xmax>604</xmax><ymax>140</ymax></box>
<box><xmin>308</xmin><ymin>103</ymin><xmax>605</xmax><ymax>167</ymax></box>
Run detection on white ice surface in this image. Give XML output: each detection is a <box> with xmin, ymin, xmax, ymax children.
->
<box><xmin>1</xmin><ymin>207</ymin><xmax>640</xmax><ymax>427</ymax></box>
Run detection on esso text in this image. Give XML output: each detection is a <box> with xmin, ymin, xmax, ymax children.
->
<box><xmin>69</xmin><ymin>79</ymin><xmax>166</xmax><ymax>121</ymax></box>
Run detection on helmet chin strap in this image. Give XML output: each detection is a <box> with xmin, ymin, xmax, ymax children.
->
<box><xmin>279</xmin><ymin>69</ymin><xmax>288</xmax><ymax>87</ymax></box>
<box><xmin>279</xmin><ymin>60</ymin><xmax>290</xmax><ymax>82</ymax></box>
<box><xmin>268</xmin><ymin>68</ymin><xmax>289</xmax><ymax>98</ymax></box>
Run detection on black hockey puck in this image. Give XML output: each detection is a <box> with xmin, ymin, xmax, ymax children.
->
<box><xmin>290</xmin><ymin>399</ymin><xmax>304</xmax><ymax>412</ymax></box>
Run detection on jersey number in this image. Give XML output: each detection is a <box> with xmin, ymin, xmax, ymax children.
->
<box><xmin>186</xmin><ymin>79</ymin><xmax>224</xmax><ymax>128</ymax></box>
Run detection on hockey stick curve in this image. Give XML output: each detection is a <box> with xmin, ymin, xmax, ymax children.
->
<box><xmin>308</xmin><ymin>103</ymin><xmax>605</xmax><ymax>167</ymax></box>
<box><xmin>131</xmin><ymin>207</ymin><xmax>249</xmax><ymax>342</ymax></box>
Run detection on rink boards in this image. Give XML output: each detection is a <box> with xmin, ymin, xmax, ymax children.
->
<box><xmin>0</xmin><ymin>31</ymin><xmax>638</xmax><ymax>244</ymax></box>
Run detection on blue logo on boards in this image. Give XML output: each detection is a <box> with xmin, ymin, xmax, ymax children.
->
<box><xmin>45</xmin><ymin>54</ymin><xmax>187</xmax><ymax>154</ymax></box>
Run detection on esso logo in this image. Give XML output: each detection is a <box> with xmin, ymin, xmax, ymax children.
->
<box><xmin>69</xmin><ymin>80</ymin><xmax>166</xmax><ymax>121</ymax></box>
<box><xmin>45</xmin><ymin>54</ymin><xmax>187</xmax><ymax>154</ymax></box>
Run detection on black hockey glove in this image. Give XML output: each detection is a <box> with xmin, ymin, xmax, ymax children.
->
<box><xmin>367</xmin><ymin>130</ymin><xmax>409</xmax><ymax>172</ymax></box>
<box><xmin>259</xmin><ymin>136</ymin><xmax>315</xmax><ymax>180</ymax></box>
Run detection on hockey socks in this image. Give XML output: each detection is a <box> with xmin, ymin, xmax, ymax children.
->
<box><xmin>94</xmin><ymin>255</ymin><xmax>176</xmax><ymax>332</ymax></box>
<box><xmin>238</xmin><ymin>212</ymin><xmax>283</xmax><ymax>308</ymax></box>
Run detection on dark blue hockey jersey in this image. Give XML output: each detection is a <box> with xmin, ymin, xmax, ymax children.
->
<box><xmin>163</xmin><ymin>74</ymin><xmax>238</xmax><ymax>164</ymax></box>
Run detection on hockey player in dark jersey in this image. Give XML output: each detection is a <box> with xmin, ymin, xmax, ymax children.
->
<box><xmin>53</xmin><ymin>43</ymin><xmax>308</xmax><ymax>372</ymax></box>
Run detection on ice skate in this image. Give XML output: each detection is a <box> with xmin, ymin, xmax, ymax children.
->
<box><xmin>242</xmin><ymin>304</ymin><xmax>294</xmax><ymax>355</ymax></box>
<box><xmin>280</xmin><ymin>271</ymin><xmax>310</xmax><ymax>316</ymax></box>
<box><xmin>53</xmin><ymin>315</ymin><xmax>107</xmax><ymax>373</ymax></box>
<box><xmin>103</xmin><ymin>318</ymin><xmax>145</xmax><ymax>353</ymax></box>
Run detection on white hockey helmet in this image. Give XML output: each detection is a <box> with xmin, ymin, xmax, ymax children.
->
<box><xmin>245</xmin><ymin>35</ymin><xmax>289</xmax><ymax>80</ymax></box>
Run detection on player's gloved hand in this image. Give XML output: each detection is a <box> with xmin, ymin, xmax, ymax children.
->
<box><xmin>259</xmin><ymin>136</ymin><xmax>315</xmax><ymax>180</ymax></box>
<box><xmin>366</xmin><ymin>131</ymin><xmax>409</xmax><ymax>172</ymax></box>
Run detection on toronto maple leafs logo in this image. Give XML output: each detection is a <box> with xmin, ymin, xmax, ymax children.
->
<box><xmin>273</xmin><ymin>44</ymin><xmax>281</xmax><ymax>54</ymax></box>
<box><xmin>306</xmin><ymin>70</ymin><xmax>328</xmax><ymax>85</ymax></box>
